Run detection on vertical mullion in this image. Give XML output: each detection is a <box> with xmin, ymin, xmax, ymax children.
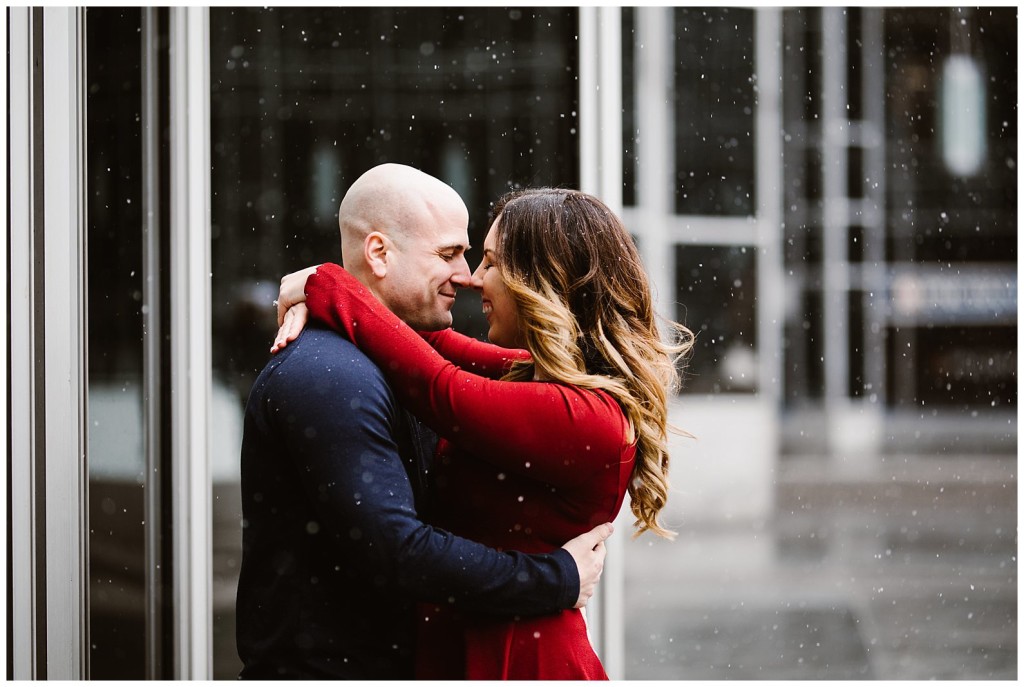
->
<box><xmin>8</xmin><ymin>6</ymin><xmax>40</xmax><ymax>678</ymax></box>
<box><xmin>169</xmin><ymin>7</ymin><xmax>212</xmax><ymax>679</ymax></box>
<box><xmin>821</xmin><ymin>8</ymin><xmax>849</xmax><ymax>430</ymax></box>
<box><xmin>140</xmin><ymin>7</ymin><xmax>166</xmax><ymax>679</ymax></box>
<box><xmin>578</xmin><ymin>7</ymin><xmax>626</xmax><ymax>679</ymax></box>
<box><xmin>32</xmin><ymin>8</ymin><xmax>48</xmax><ymax>676</ymax></box>
<box><xmin>41</xmin><ymin>6</ymin><xmax>89</xmax><ymax>678</ymax></box>
<box><xmin>861</xmin><ymin>8</ymin><xmax>888</xmax><ymax>408</ymax></box>
<box><xmin>597</xmin><ymin>7</ymin><xmax>626</xmax><ymax>680</ymax></box>
<box><xmin>578</xmin><ymin>7</ymin><xmax>598</xmax><ymax>195</ymax></box>
<box><xmin>755</xmin><ymin>8</ymin><xmax>785</xmax><ymax>407</ymax></box>
<box><xmin>635</xmin><ymin>7</ymin><xmax>674</xmax><ymax>323</ymax></box>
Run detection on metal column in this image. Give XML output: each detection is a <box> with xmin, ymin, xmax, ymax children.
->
<box><xmin>7</xmin><ymin>6</ymin><xmax>90</xmax><ymax>679</ymax></box>
<box><xmin>578</xmin><ymin>5</ymin><xmax>626</xmax><ymax>678</ymax></box>
<box><xmin>169</xmin><ymin>7</ymin><xmax>213</xmax><ymax>679</ymax></box>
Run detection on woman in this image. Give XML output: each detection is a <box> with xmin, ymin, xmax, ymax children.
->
<box><xmin>276</xmin><ymin>188</ymin><xmax>693</xmax><ymax>679</ymax></box>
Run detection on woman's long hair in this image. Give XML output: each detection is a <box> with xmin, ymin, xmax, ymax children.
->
<box><xmin>490</xmin><ymin>188</ymin><xmax>693</xmax><ymax>539</ymax></box>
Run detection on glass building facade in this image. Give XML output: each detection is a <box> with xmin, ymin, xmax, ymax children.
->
<box><xmin>8</xmin><ymin>6</ymin><xmax>1016</xmax><ymax>680</ymax></box>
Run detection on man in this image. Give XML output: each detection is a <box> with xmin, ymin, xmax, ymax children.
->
<box><xmin>236</xmin><ymin>163</ymin><xmax>611</xmax><ymax>679</ymax></box>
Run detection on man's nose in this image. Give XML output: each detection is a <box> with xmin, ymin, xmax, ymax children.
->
<box><xmin>450</xmin><ymin>256</ymin><xmax>474</xmax><ymax>289</ymax></box>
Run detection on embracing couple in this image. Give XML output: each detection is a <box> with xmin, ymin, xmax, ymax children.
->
<box><xmin>236</xmin><ymin>163</ymin><xmax>692</xmax><ymax>680</ymax></box>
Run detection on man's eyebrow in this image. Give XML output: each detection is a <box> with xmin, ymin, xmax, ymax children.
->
<box><xmin>437</xmin><ymin>243</ymin><xmax>468</xmax><ymax>253</ymax></box>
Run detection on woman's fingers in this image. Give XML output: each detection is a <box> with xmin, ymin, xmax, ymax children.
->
<box><xmin>271</xmin><ymin>303</ymin><xmax>309</xmax><ymax>354</ymax></box>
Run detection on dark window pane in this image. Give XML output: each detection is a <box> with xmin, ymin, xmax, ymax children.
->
<box><xmin>885</xmin><ymin>8</ymin><xmax>1017</xmax><ymax>264</ymax></box>
<box><xmin>673</xmin><ymin>8</ymin><xmax>755</xmax><ymax>216</ymax></box>
<box><xmin>86</xmin><ymin>7</ymin><xmax>147</xmax><ymax>680</ymax></box>
<box><xmin>675</xmin><ymin>244</ymin><xmax>758</xmax><ymax>394</ymax></box>
<box><xmin>622</xmin><ymin>7</ymin><xmax>637</xmax><ymax>207</ymax></box>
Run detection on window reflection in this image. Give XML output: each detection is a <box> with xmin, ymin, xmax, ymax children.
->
<box><xmin>208</xmin><ymin>7</ymin><xmax>581</xmax><ymax>676</ymax></box>
<box><xmin>626</xmin><ymin>6</ymin><xmax>1016</xmax><ymax>679</ymax></box>
<box><xmin>673</xmin><ymin>8</ymin><xmax>756</xmax><ymax>217</ymax></box>
<box><xmin>883</xmin><ymin>7</ymin><xmax>1016</xmax><ymax>411</ymax></box>
<box><xmin>86</xmin><ymin>7</ymin><xmax>147</xmax><ymax>679</ymax></box>
<box><xmin>675</xmin><ymin>245</ymin><xmax>758</xmax><ymax>394</ymax></box>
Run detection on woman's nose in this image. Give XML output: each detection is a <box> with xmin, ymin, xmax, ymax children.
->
<box><xmin>469</xmin><ymin>265</ymin><xmax>485</xmax><ymax>290</ymax></box>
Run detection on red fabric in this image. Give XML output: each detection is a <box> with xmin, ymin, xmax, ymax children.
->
<box><xmin>420</xmin><ymin>328</ymin><xmax>531</xmax><ymax>379</ymax></box>
<box><xmin>307</xmin><ymin>263</ymin><xmax>635</xmax><ymax>680</ymax></box>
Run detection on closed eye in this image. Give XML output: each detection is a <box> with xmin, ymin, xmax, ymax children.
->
<box><xmin>437</xmin><ymin>244</ymin><xmax>467</xmax><ymax>262</ymax></box>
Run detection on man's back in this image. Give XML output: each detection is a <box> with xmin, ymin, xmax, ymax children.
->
<box><xmin>236</xmin><ymin>325</ymin><xmax>434</xmax><ymax>679</ymax></box>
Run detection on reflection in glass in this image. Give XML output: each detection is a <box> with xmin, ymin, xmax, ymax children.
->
<box><xmin>626</xmin><ymin>7</ymin><xmax>1015</xmax><ymax>680</ymax></box>
<box><xmin>675</xmin><ymin>245</ymin><xmax>758</xmax><ymax>394</ymax></box>
<box><xmin>883</xmin><ymin>8</ymin><xmax>1016</xmax><ymax>415</ymax></box>
<box><xmin>86</xmin><ymin>7</ymin><xmax>146</xmax><ymax>679</ymax></box>
<box><xmin>673</xmin><ymin>7</ymin><xmax>755</xmax><ymax>216</ymax></box>
<box><xmin>208</xmin><ymin>7</ymin><xmax>580</xmax><ymax>676</ymax></box>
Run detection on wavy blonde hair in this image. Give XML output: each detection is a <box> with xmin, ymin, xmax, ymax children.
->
<box><xmin>490</xmin><ymin>188</ymin><xmax>693</xmax><ymax>539</ymax></box>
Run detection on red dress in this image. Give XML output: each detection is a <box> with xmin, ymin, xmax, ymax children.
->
<box><xmin>306</xmin><ymin>263</ymin><xmax>636</xmax><ymax>680</ymax></box>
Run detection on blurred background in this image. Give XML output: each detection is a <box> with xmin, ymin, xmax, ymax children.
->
<box><xmin>83</xmin><ymin>6</ymin><xmax>1015</xmax><ymax>680</ymax></box>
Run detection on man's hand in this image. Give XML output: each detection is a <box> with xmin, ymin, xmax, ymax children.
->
<box><xmin>561</xmin><ymin>522</ymin><xmax>613</xmax><ymax>609</ymax></box>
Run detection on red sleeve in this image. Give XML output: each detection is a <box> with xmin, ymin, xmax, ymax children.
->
<box><xmin>419</xmin><ymin>329</ymin><xmax>531</xmax><ymax>380</ymax></box>
<box><xmin>306</xmin><ymin>263</ymin><xmax>629</xmax><ymax>488</ymax></box>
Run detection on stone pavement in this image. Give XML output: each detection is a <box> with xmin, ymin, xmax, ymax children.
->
<box><xmin>621</xmin><ymin>454</ymin><xmax>1017</xmax><ymax>680</ymax></box>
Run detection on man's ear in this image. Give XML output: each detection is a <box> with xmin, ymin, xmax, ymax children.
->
<box><xmin>365</xmin><ymin>232</ymin><xmax>389</xmax><ymax>278</ymax></box>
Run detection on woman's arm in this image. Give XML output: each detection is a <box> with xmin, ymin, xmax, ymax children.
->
<box><xmin>420</xmin><ymin>329</ymin><xmax>530</xmax><ymax>380</ymax></box>
<box><xmin>271</xmin><ymin>268</ymin><xmax>529</xmax><ymax>380</ymax></box>
<box><xmin>305</xmin><ymin>263</ymin><xmax>629</xmax><ymax>488</ymax></box>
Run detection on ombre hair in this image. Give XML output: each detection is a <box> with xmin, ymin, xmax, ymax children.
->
<box><xmin>489</xmin><ymin>188</ymin><xmax>693</xmax><ymax>539</ymax></box>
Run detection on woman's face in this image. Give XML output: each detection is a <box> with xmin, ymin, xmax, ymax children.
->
<box><xmin>471</xmin><ymin>218</ymin><xmax>523</xmax><ymax>349</ymax></box>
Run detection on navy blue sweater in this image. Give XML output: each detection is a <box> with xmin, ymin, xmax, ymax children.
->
<box><xmin>236</xmin><ymin>326</ymin><xmax>578</xmax><ymax>679</ymax></box>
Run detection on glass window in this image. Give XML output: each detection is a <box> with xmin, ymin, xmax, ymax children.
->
<box><xmin>86</xmin><ymin>7</ymin><xmax>147</xmax><ymax>679</ymax></box>
<box><xmin>884</xmin><ymin>7</ymin><xmax>1017</xmax><ymax>409</ymax></box>
<box><xmin>673</xmin><ymin>8</ymin><xmax>756</xmax><ymax>216</ymax></box>
<box><xmin>621</xmin><ymin>7</ymin><xmax>637</xmax><ymax>207</ymax></box>
<box><xmin>675</xmin><ymin>244</ymin><xmax>758</xmax><ymax>394</ymax></box>
<box><xmin>208</xmin><ymin>7</ymin><xmax>581</xmax><ymax>676</ymax></box>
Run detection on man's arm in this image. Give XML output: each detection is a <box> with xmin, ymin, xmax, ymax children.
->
<box><xmin>264</xmin><ymin>336</ymin><xmax>607</xmax><ymax>614</ymax></box>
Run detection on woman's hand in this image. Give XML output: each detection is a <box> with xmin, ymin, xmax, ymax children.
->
<box><xmin>271</xmin><ymin>302</ymin><xmax>309</xmax><ymax>354</ymax></box>
<box><xmin>561</xmin><ymin>522</ymin><xmax>613</xmax><ymax>609</ymax></box>
<box><xmin>276</xmin><ymin>265</ymin><xmax>319</xmax><ymax>326</ymax></box>
<box><xmin>270</xmin><ymin>265</ymin><xmax>319</xmax><ymax>353</ymax></box>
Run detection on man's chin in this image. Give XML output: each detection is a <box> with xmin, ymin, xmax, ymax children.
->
<box><xmin>410</xmin><ymin>314</ymin><xmax>453</xmax><ymax>332</ymax></box>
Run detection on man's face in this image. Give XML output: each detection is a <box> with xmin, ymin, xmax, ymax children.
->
<box><xmin>381</xmin><ymin>204</ymin><xmax>472</xmax><ymax>331</ymax></box>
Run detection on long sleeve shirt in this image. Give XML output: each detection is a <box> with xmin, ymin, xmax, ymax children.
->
<box><xmin>235</xmin><ymin>325</ymin><xmax>578</xmax><ymax>680</ymax></box>
<box><xmin>305</xmin><ymin>263</ymin><xmax>634</xmax><ymax>679</ymax></box>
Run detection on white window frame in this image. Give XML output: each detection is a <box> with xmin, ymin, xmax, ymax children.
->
<box><xmin>8</xmin><ymin>6</ymin><xmax>89</xmax><ymax>679</ymax></box>
<box><xmin>578</xmin><ymin>6</ymin><xmax>627</xmax><ymax>678</ymax></box>
<box><xmin>579</xmin><ymin>8</ymin><xmax>788</xmax><ymax>676</ymax></box>
<box><xmin>7</xmin><ymin>7</ymin><xmax>215</xmax><ymax>679</ymax></box>
<box><xmin>168</xmin><ymin>6</ymin><xmax>214</xmax><ymax>680</ymax></box>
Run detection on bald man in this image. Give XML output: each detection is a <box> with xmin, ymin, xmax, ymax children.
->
<box><xmin>236</xmin><ymin>164</ymin><xmax>611</xmax><ymax>680</ymax></box>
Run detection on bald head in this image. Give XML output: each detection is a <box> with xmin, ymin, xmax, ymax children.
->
<box><xmin>338</xmin><ymin>163</ymin><xmax>467</xmax><ymax>273</ymax></box>
<box><xmin>335</xmin><ymin>163</ymin><xmax>472</xmax><ymax>330</ymax></box>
